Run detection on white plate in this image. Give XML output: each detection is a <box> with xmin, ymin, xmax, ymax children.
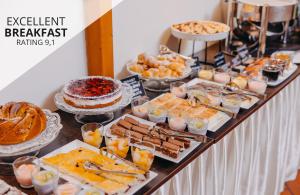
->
<box><xmin>126</xmin><ymin>60</ymin><xmax>193</xmax><ymax>82</ymax></box>
<box><xmin>0</xmin><ymin>110</ymin><xmax>62</xmax><ymax>157</ymax></box>
<box><xmin>267</xmin><ymin>64</ymin><xmax>298</xmax><ymax>87</ymax></box>
<box><xmin>54</xmin><ymin>83</ymin><xmax>133</xmax><ymax>115</ymax></box>
<box><xmin>105</xmin><ymin>114</ymin><xmax>201</xmax><ymax>163</ymax></box>
<box><xmin>187</xmin><ymin>78</ymin><xmax>260</xmax><ymax>109</ymax></box>
<box><xmin>171</xmin><ymin>20</ymin><xmax>230</xmax><ymax>41</ymax></box>
<box><xmin>39</xmin><ymin>140</ymin><xmax>157</xmax><ymax>195</ymax></box>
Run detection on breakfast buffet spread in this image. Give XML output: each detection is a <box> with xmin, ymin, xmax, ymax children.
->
<box><xmin>0</xmin><ymin>19</ymin><xmax>299</xmax><ymax>195</ymax></box>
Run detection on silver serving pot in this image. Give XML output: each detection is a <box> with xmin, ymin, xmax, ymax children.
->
<box><xmin>237</xmin><ymin>0</ymin><xmax>298</xmax><ymax>23</ymax></box>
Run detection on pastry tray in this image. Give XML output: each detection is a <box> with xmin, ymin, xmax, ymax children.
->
<box><xmin>126</xmin><ymin>60</ymin><xmax>193</xmax><ymax>82</ymax></box>
<box><xmin>38</xmin><ymin>140</ymin><xmax>157</xmax><ymax>195</ymax></box>
<box><xmin>105</xmin><ymin>114</ymin><xmax>203</xmax><ymax>163</ymax></box>
<box><xmin>187</xmin><ymin>78</ymin><xmax>260</xmax><ymax>109</ymax></box>
<box><xmin>170</xmin><ymin>20</ymin><xmax>230</xmax><ymax>42</ymax></box>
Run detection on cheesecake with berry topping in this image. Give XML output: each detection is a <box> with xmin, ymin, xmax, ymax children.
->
<box><xmin>63</xmin><ymin>76</ymin><xmax>122</xmax><ymax>109</ymax></box>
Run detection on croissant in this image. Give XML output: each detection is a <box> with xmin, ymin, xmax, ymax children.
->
<box><xmin>0</xmin><ymin>102</ymin><xmax>47</xmax><ymax>145</ymax></box>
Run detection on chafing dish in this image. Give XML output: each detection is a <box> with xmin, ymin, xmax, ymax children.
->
<box><xmin>227</xmin><ymin>0</ymin><xmax>298</xmax><ymax>56</ymax></box>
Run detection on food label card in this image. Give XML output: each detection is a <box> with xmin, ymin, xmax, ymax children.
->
<box><xmin>190</xmin><ymin>57</ymin><xmax>200</xmax><ymax>71</ymax></box>
<box><xmin>121</xmin><ymin>75</ymin><xmax>146</xmax><ymax>99</ymax></box>
<box><xmin>237</xmin><ymin>45</ymin><xmax>249</xmax><ymax>61</ymax></box>
<box><xmin>231</xmin><ymin>55</ymin><xmax>242</xmax><ymax>67</ymax></box>
<box><xmin>214</xmin><ymin>52</ymin><xmax>226</xmax><ymax>67</ymax></box>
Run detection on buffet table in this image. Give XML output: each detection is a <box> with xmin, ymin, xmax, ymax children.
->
<box><xmin>1</xmin><ymin>64</ymin><xmax>299</xmax><ymax>195</ymax></box>
<box><xmin>153</xmin><ymin>71</ymin><xmax>300</xmax><ymax>195</ymax></box>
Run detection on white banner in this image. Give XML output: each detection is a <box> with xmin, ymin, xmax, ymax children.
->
<box><xmin>0</xmin><ymin>0</ymin><xmax>124</xmax><ymax>92</ymax></box>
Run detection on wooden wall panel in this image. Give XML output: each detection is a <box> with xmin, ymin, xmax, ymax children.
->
<box><xmin>85</xmin><ymin>10</ymin><xmax>114</xmax><ymax>77</ymax></box>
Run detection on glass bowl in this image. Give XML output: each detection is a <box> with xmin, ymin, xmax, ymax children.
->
<box><xmin>230</xmin><ymin>72</ymin><xmax>248</xmax><ymax>90</ymax></box>
<box><xmin>105</xmin><ymin>133</ymin><xmax>130</xmax><ymax>158</ymax></box>
<box><xmin>248</xmin><ymin>76</ymin><xmax>268</xmax><ymax>94</ymax></box>
<box><xmin>12</xmin><ymin>156</ymin><xmax>40</xmax><ymax>188</ymax></box>
<box><xmin>198</xmin><ymin>65</ymin><xmax>215</xmax><ymax>80</ymax></box>
<box><xmin>222</xmin><ymin>94</ymin><xmax>242</xmax><ymax>114</ymax></box>
<box><xmin>32</xmin><ymin>169</ymin><xmax>59</xmax><ymax>195</ymax></box>
<box><xmin>131</xmin><ymin>142</ymin><xmax>155</xmax><ymax>171</ymax></box>
<box><xmin>170</xmin><ymin>81</ymin><xmax>187</xmax><ymax>99</ymax></box>
<box><xmin>213</xmin><ymin>69</ymin><xmax>230</xmax><ymax>84</ymax></box>
<box><xmin>148</xmin><ymin>106</ymin><xmax>167</xmax><ymax>123</ymax></box>
<box><xmin>54</xmin><ymin>182</ymin><xmax>80</xmax><ymax>195</ymax></box>
<box><xmin>131</xmin><ymin>96</ymin><xmax>149</xmax><ymax>119</ymax></box>
<box><xmin>81</xmin><ymin>123</ymin><xmax>104</xmax><ymax>148</ymax></box>
<box><xmin>168</xmin><ymin>113</ymin><xmax>187</xmax><ymax>131</ymax></box>
<box><xmin>187</xmin><ymin>118</ymin><xmax>208</xmax><ymax>135</ymax></box>
<box><xmin>206</xmin><ymin>88</ymin><xmax>222</xmax><ymax>106</ymax></box>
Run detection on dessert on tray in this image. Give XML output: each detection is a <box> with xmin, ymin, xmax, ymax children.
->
<box><xmin>127</xmin><ymin>46</ymin><xmax>193</xmax><ymax>80</ymax></box>
<box><xmin>109</xmin><ymin>114</ymin><xmax>209</xmax><ymax>159</ymax></box>
<box><xmin>42</xmin><ymin>147</ymin><xmax>147</xmax><ymax>194</ymax></box>
<box><xmin>62</xmin><ymin>76</ymin><xmax>122</xmax><ymax>109</ymax></box>
<box><xmin>131</xmin><ymin>142</ymin><xmax>155</xmax><ymax>171</ymax></box>
<box><xmin>195</xmin><ymin>63</ymin><xmax>268</xmax><ymax>95</ymax></box>
<box><xmin>172</xmin><ymin>21</ymin><xmax>229</xmax><ymax>35</ymax></box>
<box><xmin>0</xmin><ymin>102</ymin><xmax>47</xmax><ymax>145</ymax></box>
<box><xmin>149</xmin><ymin>93</ymin><xmax>220</xmax><ymax>120</ymax></box>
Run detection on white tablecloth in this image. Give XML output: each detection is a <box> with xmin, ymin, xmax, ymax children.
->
<box><xmin>154</xmin><ymin>76</ymin><xmax>300</xmax><ymax>195</ymax></box>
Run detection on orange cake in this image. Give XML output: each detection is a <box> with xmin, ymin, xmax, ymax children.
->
<box><xmin>0</xmin><ymin>102</ymin><xmax>47</xmax><ymax>145</ymax></box>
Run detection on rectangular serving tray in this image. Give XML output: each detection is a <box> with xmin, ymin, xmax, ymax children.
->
<box><xmin>106</xmin><ymin>114</ymin><xmax>207</xmax><ymax>163</ymax></box>
<box><xmin>38</xmin><ymin>140</ymin><xmax>158</xmax><ymax>195</ymax></box>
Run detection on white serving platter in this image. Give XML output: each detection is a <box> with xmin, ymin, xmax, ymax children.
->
<box><xmin>38</xmin><ymin>140</ymin><xmax>157</xmax><ymax>195</ymax></box>
<box><xmin>267</xmin><ymin>64</ymin><xmax>298</xmax><ymax>87</ymax></box>
<box><xmin>187</xmin><ymin>78</ymin><xmax>260</xmax><ymax>109</ymax></box>
<box><xmin>105</xmin><ymin>114</ymin><xmax>201</xmax><ymax>163</ymax></box>
<box><xmin>126</xmin><ymin>60</ymin><xmax>193</xmax><ymax>82</ymax></box>
<box><xmin>170</xmin><ymin>20</ymin><xmax>230</xmax><ymax>42</ymax></box>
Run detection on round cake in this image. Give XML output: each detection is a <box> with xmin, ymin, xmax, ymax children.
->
<box><xmin>0</xmin><ymin>102</ymin><xmax>47</xmax><ymax>145</ymax></box>
<box><xmin>63</xmin><ymin>76</ymin><xmax>123</xmax><ymax>109</ymax></box>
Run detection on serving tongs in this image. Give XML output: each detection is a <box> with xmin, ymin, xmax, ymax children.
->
<box><xmin>159</xmin><ymin>45</ymin><xmax>195</xmax><ymax>63</ymax></box>
<box><xmin>188</xmin><ymin>82</ymin><xmax>220</xmax><ymax>91</ymax></box>
<box><xmin>99</xmin><ymin>147</ymin><xmax>149</xmax><ymax>178</ymax></box>
<box><xmin>193</xmin><ymin>96</ymin><xmax>235</xmax><ymax>118</ymax></box>
<box><xmin>223</xmin><ymin>84</ymin><xmax>266</xmax><ymax>99</ymax></box>
<box><xmin>189</xmin><ymin>81</ymin><xmax>266</xmax><ymax>100</ymax></box>
<box><xmin>153</xmin><ymin>126</ymin><xmax>209</xmax><ymax>143</ymax></box>
<box><xmin>83</xmin><ymin>161</ymin><xmax>146</xmax><ymax>180</ymax></box>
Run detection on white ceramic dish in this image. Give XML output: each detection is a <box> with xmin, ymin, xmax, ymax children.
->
<box><xmin>126</xmin><ymin>60</ymin><xmax>193</xmax><ymax>82</ymax></box>
<box><xmin>105</xmin><ymin>114</ymin><xmax>201</xmax><ymax>163</ymax></box>
<box><xmin>171</xmin><ymin>20</ymin><xmax>230</xmax><ymax>41</ymax></box>
<box><xmin>187</xmin><ymin>78</ymin><xmax>260</xmax><ymax>109</ymax></box>
<box><xmin>38</xmin><ymin>140</ymin><xmax>157</xmax><ymax>195</ymax></box>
